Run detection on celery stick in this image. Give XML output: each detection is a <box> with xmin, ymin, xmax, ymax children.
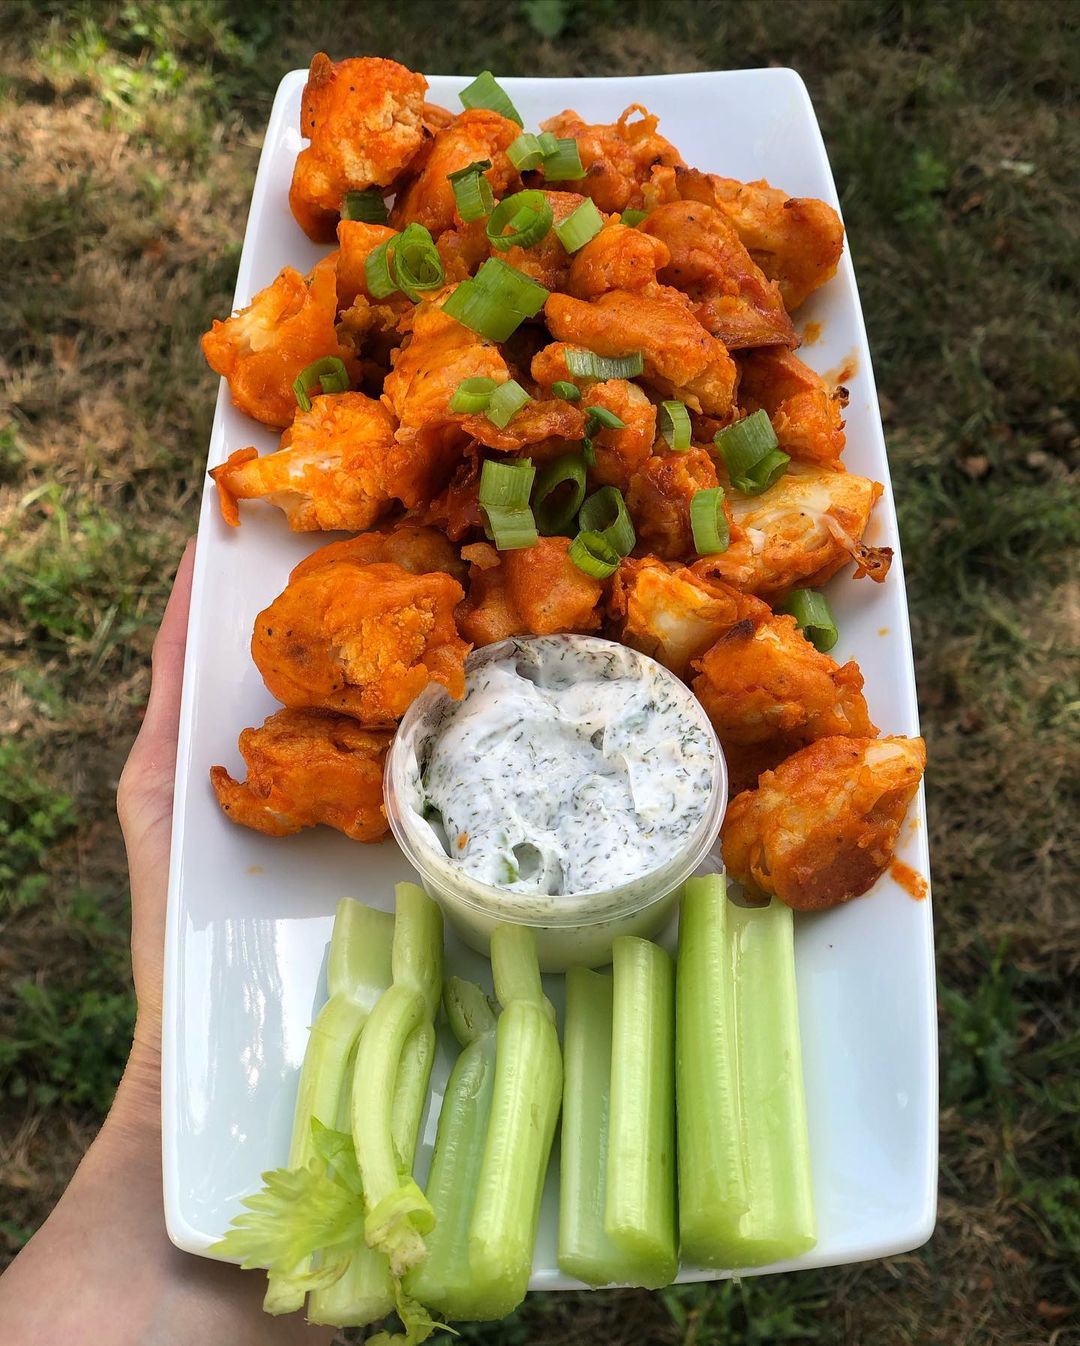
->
<box><xmin>725</xmin><ymin>898</ymin><xmax>816</xmax><ymax>1265</ymax></box>
<box><xmin>405</xmin><ymin>979</ymin><xmax>498</xmax><ymax>1319</ymax></box>
<box><xmin>676</xmin><ymin>875</ymin><xmax>748</xmax><ymax>1266</ymax></box>
<box><xmin>558</xmin><ymin>967</ymin><xmax>629</xmax><ymax>1286</ymax></box>
<box><xmin>467</xmin><ymin>925</ymin><xmax>563</xmax><ymax>1318</ymax></box>
<box><xmin>604</xmin><ymin>936</ymin><xmax>677</xmax><ymax>1288</ymax></box>
<box><xmin>352</xmin><ymin>883</ymin><xmax>443</xmax><ymax>1277</ymax></box>
<box><xmin>309</xmin><ymin>1017</ymin><xmax>435</xmax><ymax>1327</ymax></box>
<box><xmin>263</xmin><ymin>900</ymin><xmax>394</xmax><ymax>1315</ymax></box>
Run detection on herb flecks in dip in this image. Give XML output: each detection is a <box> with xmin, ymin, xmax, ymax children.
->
<box><xmin>418</xmin><ymin>638</ymin><xmax>715</xmax><ymax>896</ymax></box>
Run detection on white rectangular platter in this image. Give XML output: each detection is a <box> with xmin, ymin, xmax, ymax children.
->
<box><xmin>163</xmin><ymin>67</ymin><xmax>937</xmax><ymax>1288</ymax></box>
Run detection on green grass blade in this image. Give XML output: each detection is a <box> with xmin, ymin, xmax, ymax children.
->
<box><xmin>676</xmin><ymin>875</ymin><xmax>748</xmax><ymax>1265</ymax></box>
<box><xmin>604</xmin><ymin>936</ymin><xmax>678</xmax><ymax>1288</ymax></box>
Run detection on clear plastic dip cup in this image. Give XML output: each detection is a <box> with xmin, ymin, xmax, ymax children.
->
<box><xmin>385</xmin><ymin>634</ymin><xmax>727</xmax><ymax>972</ymax></box>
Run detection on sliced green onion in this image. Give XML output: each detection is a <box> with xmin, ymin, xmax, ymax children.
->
<box><xmin>507</xmin><ymin>133</ymin><xmax>546</xmax><ymax>171</ymax></box>
<box><xmin>565</xmin><ymin>348</ymin><xmax>644</xmax><ymax>381</ymax></box>
<box><xmin>444</xmin><ymin>258</ymin><xmax>549</xmax><ymax>341</ymax></box>
<box><xmin>459</xmin><ymin>71</ymin><xmax>523</xmax><ymax>127</ymax></box>
<box><xmin>449</xmin><ymin>377</ymin><xmax>499</xmax><ymax>414</ymax></box>
<box><xmin>781</xmin><ymin>588</ymin><xmax>839</xmax><ymax>653</ymax></box>
<box><xmin>569</xmin><ymin>529</ymin><xmax>620</xmax><ymax>579</ymax></box>
<box><xmin>581</xmin><ymin>437</ymin><xmax>596</xmax><ymax>468</ymax></box>
<box><xmin>659</xmin><ymin>399</ymin><xmax>691</xmax><ymax>451</ymax></box>
<box><xmin>554</xmin><ymin>199</ymin><xmax>604</xmax><ymax>253</ymax></box>
<box><xmin>341</xmin><ymin>189</ymin><xmax>389</xmax><ymax>224</ymax></box>
<box><xmin>579</xmin><ymin>486</ymin><xmax>635</xmax><ymax>556</ymax></box>
<box><xmin>293</xmin><ymin>356</ymin><xmax>349</xmax><ymax>412</ymax></box>
<box><xmin>479</xmin><ymin>456</ymin><xmax>535</xmax><ymax>509</ymax></box>
<box><xmin>451</xmin><ymin>169</ymin><xmax>495</xmax><ymax>222</ymax></box>
<box><xmin>486</xmin><ymin>190</ymin><xmax>554</xmax><ymax>252</ymax></box>
<box><xmin>486</xmin><ymin>379</ymin><xmax>531</xmax><ymax>429</ymax></box>
<box><xmin>364</xmin><ymin>238</ymin><xmax>398</xmax><ymax>299</ymax></box>
<box><xmin>552</xmin><ymin>380</ymin><xmax>581</xmax><ymax>402</ymax></box>
<box><xmin>484</xmin><ymin>504</ymin><xmax>539</xmax><ymax>550</ymax></box>
<box><xmin>536</xmin><ymin>131</ymin><xmax>559</xmax><ymax>157</ymax></box>
<box><xmin>584</xmin><ymin>405</ymin><xmax>626</xmax><ymax>435</ymax></box>
<box><xmin>541</xmin><ymin>137</ymin><xmax>586</xmax><ymax>181</ymax></box>
<box><xmin>447</xmin><ymin>158</ymin><xmax>493</xmax><ymax>183</ymax></box>
<box><xmin>621</xmin><ymin>208</ymin><xmax>648</xmax><ymax>227</ymax></box>
<box><xmin>531</xmin><ymin>453</ymin><xmax>587</xmax><ymax>535</ymax></box>
<box><xmin>391</xmin><ymin>222</ymin><xmax>445</xmax><ymax>300</ymax></box>
<box><xmin>690</xmin><ymin>487</ymin><xmax>730</xmax><ymax>555</ymax></box>
<box><xmin>714</xmin><ymin>409</ymin><xmax>790</xmax><ymax>495</ymax></box>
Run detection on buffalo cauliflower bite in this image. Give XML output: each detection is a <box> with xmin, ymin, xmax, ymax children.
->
<box><xmin>209</xmin><ymin>391</ymin><xmax>399</xmax><ymax>531</ymax></box>
<box><xmin>676</xmin><ymin>167</ymin><xmax>844</xmax><ymax>312</ymax></box>
<box><xmin>567</xmin><ymin>222</ymin><xmax>670</xmax><ymax>299</ymax></box>
<box><xmin>691</xmin><ymin>611</ymin><xmax>877</xmax><ymax>793</ymax></box>
<box><xmin>289</xmin><ymin>54</ymin><xmax>428</xmax><ymax>242</ymax></box>
<box><xmin>496</xmin><ymin>191</ymin><xmax>595</xmax><ymax>293</ymax></box>
<box><xmin>641</xmin><ymin>201</ymin><xmax>796</xmax><ymax>350</ymax></box>
<box><xmin>692</xmin><ymin>460</ymin><xmax>891</xmax><ymax>601</ymax></box>
<box><xmin>737</xmin><ymin>347</ymin><xmax>847</xmax><ymax>467</ymax></box>
<box><xmin>201</xmin><ymin>262</ymin><xmax>358</xmax><ymax>429</ymax></box>
<box><xmin>720</xmin><ymin>735</ymin><xmax>926</xmax><ymax>910</ymax></box>
<box><xmin>544</xmin><ymin>286</ymin><xmax>737</xmax><ymax>418</ymax></box>
<box><xmin>251</xmin><ymin>560</ymin><xmax>469</xmax><ymax>725</ymax></box>
<box><xmin>626</xmin><ymin>447</ymin><xmax>724</xmax><ymax>560</ymax></box>
<box><xmin>210</xmin><ymin>708</ymin><xmax>392</xmax><ymax>841</ymax></box>
<box><xmin>540</xmin><ymin>105</ymin><xmax>684</xmax><ymax>213</ymax></box>
<box><xmin>606</xmin><ymin>557</ymin><xmax>764</xmax><ymax>678</ymax></box>
<box><xmin>391</xmin><ymin>109</ymin><xmax>521</xmax><ymax>237</ymax></box>
<box><xmin>456</xmin><ymin>538</ymin><xmax>604</xmax><ymax>646</ymax></box>
<box><xmin>335</xmin><ymin>220</ymin><xmax>405</xmax><ymax>311</ymax></box>
<box><xmin>289</xmin><ymin>524</ymin><xmax>466</xmax><ymax>584</ymax></box>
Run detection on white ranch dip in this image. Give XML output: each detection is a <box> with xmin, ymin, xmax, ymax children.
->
<box><xmin>417</xmin><ymin>639</ymin><xmax>716</xmax><ymax>896</ymax></box>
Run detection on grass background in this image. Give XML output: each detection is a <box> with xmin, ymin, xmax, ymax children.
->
<box><xmin>0</xmin><ymin>0</ymin><xmax>1077</xmax><ymax>1341</ymax></box>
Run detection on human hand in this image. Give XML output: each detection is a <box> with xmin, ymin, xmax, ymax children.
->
<box><xmin>114</xmin><ymin>538</ymin><xmax>195</xmax><ymax>1120</ymax></box>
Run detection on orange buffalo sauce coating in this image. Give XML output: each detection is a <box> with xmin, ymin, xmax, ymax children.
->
<box><xmin>890</xmin><ymin>859</ymin><xmax>928</xmax><ymax>901</ymax></box>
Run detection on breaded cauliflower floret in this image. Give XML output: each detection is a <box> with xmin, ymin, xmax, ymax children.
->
<box><xmin>566</xmin><ymin>221</ymin><xmax>670</xmax><ymax>299</ymax></box>
<box><xmin>544</xmin><ymin>285</ymin><xmax>737</xmax><ymax>417</ymax></box>
<box><xmin>736</xmin><ymin>348</ymin><xmax>847</xmax><ymax>467</ymax></box>
<box><xmin>625</xmin><ymin>447</ymin><xmax>724</xmax><ymax>561</ymax></box>
<box><xmin>289</xmin><ymin>524</ymin><xmax>466</xmax><ymax>584</ymax></box>
<box><xmin>720</xmin><ymin>736</ymin><xmax>926</xmax><ymax>910</ymax></box>
<box><xmin>676</xmin><ymin>167</ymin><xmax>844</xmax><ymax>312</ymax></box>
<box><xmin>641</xmin><ymin>201</ymin><xmax>796</xmax><ymax>350</ymax></box>
<box><xmin>210</xmin><ymin>708</ymin><xmax>392</xmax><ymax>841</ymax></box>
<box><xmin>290</xmin><ymin>54</ymin><xmax>428</xmax><ymax>242</ymax></box>
<box><xmin>201</xmin><ymin>261</ymin><xmax>356</xmax><ymax>429</ymax></box>
<box><xmin>456</xmin><ymin>539</ymin><xmax>604</xmax><ymax>647</ymax></box>
<box><xmin>209</xmin><ymin>391</ymin><xmax>398</xmax><ymax>531</ymax></box>
<box><xmin>251</xmin><ymin>560</ymin><xmax>469</xmax><ymax>726</ymax></box>
<box><xmin>540</xmin><ymin>105</ymin><xmax>684</xmax><ymax>213</ymax></box>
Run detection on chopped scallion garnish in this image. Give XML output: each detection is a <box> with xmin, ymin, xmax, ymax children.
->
<box><xmin>479</xmin><ymin>457</ymin><xmax>535</xmax><ymax>510</ymax></box>
<box><xmin>569</xmin><ymin>529</ymin><xmax>621</xmax><ymax>579</ymax></box>
<box><xmin>341</xmin><ymin>188</ymin><xmax>389</xmax><ymax>224</ymax></box>
<box><xmin>531</xmin><ymin>453</ymin><xmax>587</xmax><ymax>535</ymax></box>
<box><xmin>391</xmin><ymin>222</ymin><xmax>445</xmax><ymax>300</ymax></box>
<box><xmin>620</xmin><ymin>208</ymin><xmax>648</xmax><ymax>227</ymax></box>
<box><xmin>458</xmin><ymin>71</ymin><xmax>523</xmax><ymax>126</ymax></box>
<box><xmin>659</xmin><ymin>399</ymin><xmax>691</xmax><ymax>451</ymax></box>
<box><xmin>451</xmin><ymin>168</ymin><xmax>495</xmax><ymax>222</ymax></box>
<box><xmin>579</xmin><ymin>486</ymin><xmax>635</xmax><ymax>556</ymax></box>
<box><xmin>690</xmin><ymin>487</ymin><xmax>730</xmax><ymax>555</ymax></box>
<box><xmin>293</xmin><ymin>356</ymin><xmax>349</xmax><ymax>412</ymax></box>
<box><xmin>486</xmin><ymin>379</ymin><xmax>531</xmax><ymax>428</ymax></box>
<box><xmin>781</xmin><ymin>588</ymin><xmax>839</xmax><ymax>653</ymax></box>
<box><xmin>486</xmin><ymin>190</ymin><xmax>554</xmax><ymax>251</ymax></box>
<box><xmin>541</xmin><ymin>136</ymin><xmax>586</xmax><ymax>180</ymax></box>
<box><xmin>506</xmin><ymin>132</ymin><xmax>546</xmax><ymax>171</ymax></box>
<box><xmin>443</xmin><ymin>258</ymin><xmax>549</xmax><ymax>341</ymax></box>
<box><xmin>364</xmin><ymin>238</ymin><xmax>398</xmax><ymax>299</ymax></box>
<box><xmin>552</xmin><ymin>380</ymin><xmax>581</xmax><ymax>402</ymax></box>
<box><xmin>565</xmin><ymin>348</ymin><xmax>644</xmax><ymax>381</ymax></box>
<box><xmin>714</xmin><ymin>409</ymin><xmax>790</xmax><ymax>495</ymax></box>
<box><xmin>484</xmin><ymin>504</ymin><xmax>539</xmax><ymax>550</ymax></box>
<box><xmin>584</xmin><ymin>405</ymin><xmax>626</xmax><ymax>435</ymax></box>
<box><xmin>449</xmin><ymin>377</ymin><xmax>500</xmax><ymax>414</ymax></box>
<box><xmin>555</xmin><ymin>199</ymin><xmax>605</xmax><ymax>253</ymax></box>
